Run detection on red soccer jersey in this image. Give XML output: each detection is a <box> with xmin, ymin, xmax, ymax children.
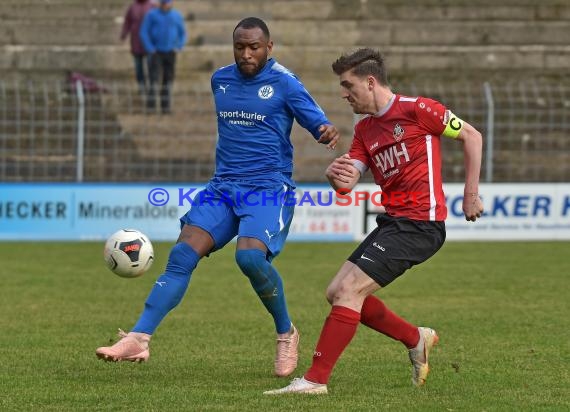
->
<box><xmin>349</xmin><ymin>94</ymin><xmax>449</xmax><ymax>221</ymax></box>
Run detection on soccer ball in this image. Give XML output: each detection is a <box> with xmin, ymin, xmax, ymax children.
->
<box><xmin>104</xmin><ymin>229</ymin><xmax>154</xmax><ymax>278</ymax></box>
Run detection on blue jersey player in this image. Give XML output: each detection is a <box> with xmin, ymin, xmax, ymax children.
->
<box><xmin>96</xmin><ymin>17</ymin><xmax>340</xmax><ymax>378</ymax></box>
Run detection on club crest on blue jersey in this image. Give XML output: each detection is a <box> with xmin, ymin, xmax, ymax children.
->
<box><xmin>258</xmin><ymin>85</ymin><xmax>274</xmax><ymax>99</ymax></box>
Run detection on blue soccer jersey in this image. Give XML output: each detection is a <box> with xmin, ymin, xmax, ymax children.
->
<box><xmin>211</xmin><ymin>59</ymin><xmax>330</xmax><ymax>180</ymax></box>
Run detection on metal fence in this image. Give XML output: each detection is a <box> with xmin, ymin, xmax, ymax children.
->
<box><xmin>1</xmin><ymin>78</ymin><xmax>569</xmax><ymax>183</ymax></box>
<box><xmin>395</xmin><ymin>78</ymin><xmax>570</xmax><ymax>183</ymax></box>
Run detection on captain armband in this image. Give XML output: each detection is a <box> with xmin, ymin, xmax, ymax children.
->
<box><xmin>442</xmin><ymin>110</ymin><xmax>464</xmax><ymax>139</ymax></box>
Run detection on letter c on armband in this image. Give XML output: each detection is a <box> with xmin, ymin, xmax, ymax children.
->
<box><xmin>442</xmin><ymin>110</ymin><xmax>464</xmax><ymax>139</ymax></box>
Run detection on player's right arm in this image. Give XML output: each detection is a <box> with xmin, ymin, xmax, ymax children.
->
<box><xmin>326</xmin><ymin>154</ymin><xmax>361</xmax><ymax>193</ymax></box>
<box><xmin>326</xmin><ymin>128</ymin><xmax>368</xmax><ymax>193</ymax></box>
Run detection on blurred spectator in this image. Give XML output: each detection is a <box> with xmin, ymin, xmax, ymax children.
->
<box><xmin>68</xmin><ymin>71</ymin><xmax>108</xmax><ymax>93</ymax></box>
<box><xmin>140</xmin><ymin>0</ymin><xmax>187</xmax><ymax>114</ymax></box>
<box><xmin>121</xmin><ymin>0</ymin><xmax>154</xmax><ymax>93</ymax></box>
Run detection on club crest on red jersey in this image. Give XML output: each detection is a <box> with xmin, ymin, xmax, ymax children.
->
<box><xmin>393</xmin><ymin>123</ymin><xmax>405</xmax><ymax>142</ymax></box>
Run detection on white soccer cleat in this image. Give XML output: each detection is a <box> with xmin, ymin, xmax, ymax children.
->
<box><xmin>263</xmin><ymin>377</ymin><xmax>328</xmax><ymax>395</ymax></box>
<box><xmin>408</xmin><ymin>327</ymin><xmax>439</xmax><ymax>387</ymax></box>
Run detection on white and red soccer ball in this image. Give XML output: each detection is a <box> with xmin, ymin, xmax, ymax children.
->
<box><xmin>104</xmin><ymin>229</ymin><xmax>154</xmax><ymax>278</ymax></box>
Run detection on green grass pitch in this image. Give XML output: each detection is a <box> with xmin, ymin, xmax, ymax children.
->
<box><xmin>1</xmin><ymin>241</ymin><xmax>569</xmax><ymax>411</ymax></box>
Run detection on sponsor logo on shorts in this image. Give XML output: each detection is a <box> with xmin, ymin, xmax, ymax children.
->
<box><xmin>372</xmin><ymin>242</ymin><xmax>385</xmax><ymax>251</ymax></box>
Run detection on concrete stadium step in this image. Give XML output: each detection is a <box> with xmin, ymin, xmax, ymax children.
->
<box><xmin>180</xmin><ymin>0</ymin><xmax>570</xmax><ymax>21</ymax></box>
<box><xmin>189</xmin><ymin>19</ymin><xmax>570</xmax><ymax>47</ymax></box>
<box><xmin>0</xmin><ymin>4</ymin><xmax>123</xmax><ymax>20</ymax></box>
<box><xmin>0</xmin><ymin>21</ymin><xmax>120</xmax><ymax>46</ymax></box>
<box><xmin>117</xmin><ymin>112</ymin><xmax>216</xmax><ymax>135</ymax></box>
<box><xmin>128</xmin><ymin>135</ymin><xmax>215</xmax><ymax>161</ymax></box>
<box><xmin>493</xmin><ymin>149</ymin><xmax>570</xmax><ymax>182</ymax></box>
<box><xmin>3</xmin><ymin>45</ymin><xmax>569</xmax><ymax>79</ymax></box>
<box><xmin>1</xmin><ymin>0</ymin><xmax>123</xmax><ymax>4</ymax></box>
<box><xmin>494</xmin><ymin>131</ymin><xmax>570</xmax><ymax>152</ymax></box>
<box><xmin>117</xmin><ymin>113</ymin><xmax>215</xmax><ymax>161</ymax></box>
<box><xmin>3</xmin><ymin>0</ymin><xmax>569</xmax><ymax>24</ymax></box>
<box><xmin>4</xmin><ymin>18</ymin><xmax>569</xmax><ymax>47</ymax></box>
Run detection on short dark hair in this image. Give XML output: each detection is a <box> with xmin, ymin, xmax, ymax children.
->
<box><xmin>233</xmin><ymin>17</ymin><xmax>270</xmax><ymax>40</ymax></box>
<box><xmin>332</xmin><ymin>48</ymin><xmax>388</xmax><ymax>85</ymax></box>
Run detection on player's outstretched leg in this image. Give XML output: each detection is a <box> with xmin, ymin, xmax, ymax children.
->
<box><xmin>96</xmin><ymin>242</ymin><xmax>200</xmax><ymax>362</ymax></box>
<box><xmin>264</xmin><ymin>305</ymin><xmax>361</xmax><ymax>395</ymax></box>
<box><xmin>235</xmin><ymin>248</ymin><xmax>299</xmax><ymax>376</ymax></box>
<box><xmin>360</xmin><ymin>295</ymin><xmax>440</xmax><ymax>386</ymax></box>
<box><xmin>360</xmin><ymin>295</ymin><xmax>420</xmax><ymax>347</ymax></box>
<box><xmin>408</xmin><ymin>327</ymin><xmax>439</xmax><ymax>386</ymax></box>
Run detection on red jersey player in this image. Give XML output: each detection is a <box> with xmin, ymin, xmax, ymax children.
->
<box><xmin>265</xmin><ymin>48</ymin><xmax>484</xmax><ymax>395</ymax></box>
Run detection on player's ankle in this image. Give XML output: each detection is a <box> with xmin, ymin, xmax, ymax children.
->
<box><xmin>276</xmin><ymin>324</ymin><xmax>295</xmax><ymax>339</ymax></box>
<box><xmin>127</xmin><ymin>331</ymin><xmax>152</xmax><ymax>345</ymax></box>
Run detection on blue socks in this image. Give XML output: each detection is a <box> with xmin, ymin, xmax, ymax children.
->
<box><xmin>132</xmin><ymin>242</ymin><xmax>200</xmax><ymax>334</ymax></box>
<box><xmin>132</xmin><ymin>245</ymin><xmax>290</xmax><ymax>335</ymax></box>
<box><xmin>235</xmin><ymin>249</ymin><xmax>292</xmax><ymax>334</ymax></box>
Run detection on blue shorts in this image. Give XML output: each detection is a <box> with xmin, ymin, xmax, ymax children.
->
<box><xmin>180</xmin><ymin>176</ymin><xmax>295</xmax><ymax>259</ymax></box>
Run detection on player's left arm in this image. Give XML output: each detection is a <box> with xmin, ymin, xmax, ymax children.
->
<box><xmin>443</xmin><ymin>113</ymin><xmax>484</xmax><ymax>222</ymax></box>
<box><xmin>317</xmin><ymin>124</ymin><xmax>340</xmax><ymax>150</ymax></box>
<box><xmin>286</xmin><ymin>76</ymin><xmax>339</xmax><ymax>150</ymax></box>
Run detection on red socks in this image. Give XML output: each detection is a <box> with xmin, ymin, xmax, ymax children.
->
<box><xmin>305</xmin><ymin>305</ymin><xmax>360</xmax><ymax>384</ymax></box>
<box><xmin>360</xmin><ymin>295</ymin><xmax>419</xmax><ymax>349</ymax></box>
<box><xmin>304</xmin><ymin>297</ymin><xmax>419</xmax><ymax>385</ymax></box>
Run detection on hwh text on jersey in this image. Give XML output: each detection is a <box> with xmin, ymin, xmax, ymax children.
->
<box><xmin>373</xmin><ymin>142</ymin><xmax>410</xmax><ymax>174</ymax></box>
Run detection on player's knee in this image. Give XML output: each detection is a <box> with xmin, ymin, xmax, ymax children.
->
<box><xmin>165</xmin><ymin>242</ymin><xmax>200</xmax><ymax>276</ymax></box>
<box><xmin>236</xmin><ymin>249</ymin><xmax>277</xmax><ymax>296</ymax></box>
<box><xmin>325</xmin><ymin>285</ymin><xmax>336</xmax><ymax>305</ymax></box>
<box><xmin>329</xmin><ymin>276</ymin><xmax>357</xmax><ymax>303</ymax></box>
<box><xmin>235</xmin><ymin>249</ymin><xmax>266</xmax><ymax>277</ymax></box>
